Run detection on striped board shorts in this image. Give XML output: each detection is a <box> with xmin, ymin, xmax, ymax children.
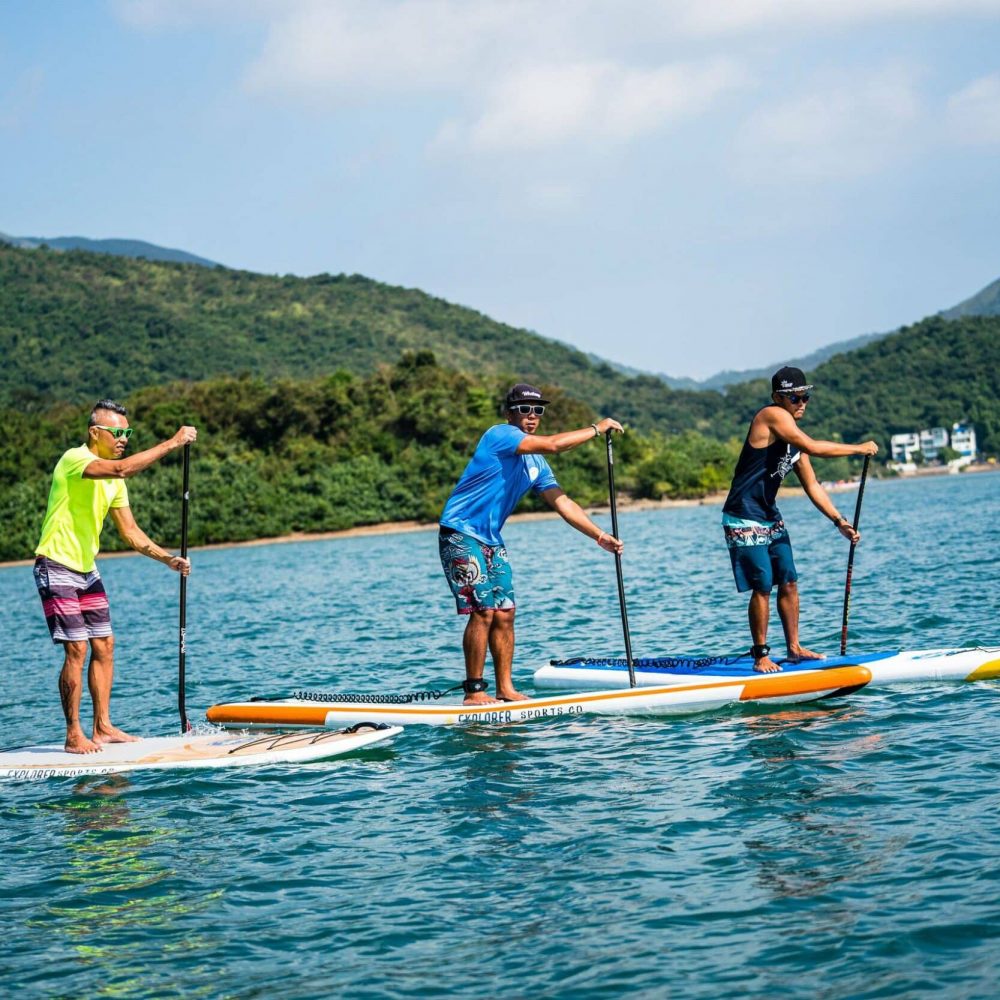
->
<box><xmin>33</xmin><ymin>555</ymin><xmax>113</xmax><ymax>643</ymax></box>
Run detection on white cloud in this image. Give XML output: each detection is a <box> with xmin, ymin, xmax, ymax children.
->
<box><xmin>736</xmin><ymin>65</ymin><xmax>923</xmax><ymax>181</ymax></box>
<box><xmin>679</xmin><ymin>0</ymin><xmax>1000</xmax><ymax>36</ymax></box>
<box><xmin>234</xmin><ymin>2</ymin><xmax>748</xmax><ymax>154</ymax></box>
<box><xmin>947</xmin><ymin>73</ymin><xmax>1000</xmax><ymax>143</ymax></box>
<box><xmin>243</xmin><ymin>1</ymin><xmax>544</xmax><ymax>98</ymax></box>
<box><xmin>448</xmin><ymin>58</ymin><xmax>745</xmax><ymax>153</ymax></box>
<box><xmin>109</xmin><ymin>0</ymin><xmax>1000</xmax><ymax>170</ymax></box>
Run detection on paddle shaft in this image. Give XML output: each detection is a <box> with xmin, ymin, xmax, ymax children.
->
<box><xmin>605</xmin><ymin>431</ymin><xmax>636</xmax><ymax>687</ymax></box>
<box><xmin>839</xmin><ymin>454</ymin><xmax>871</xmax><ymax>656</ymax></box>
<box><xmin>178</xmin><ymin>444</ymin><xmax>191</xmax><ymax>733</ymax></box>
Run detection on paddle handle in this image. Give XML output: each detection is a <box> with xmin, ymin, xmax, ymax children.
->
<box><xmin>839</xmin><ymin>454</ymin><xmax>871</xmax><ymax>656</ymax></box>
<box><xmin>605</xmin><ymin>431</ymin><xmax>636</xmax><ymax>687</ymax></box>
<box><xmin>178</xmin><ymin>444</ymin><xmax>191</xmax><ymax>733</ymax></box>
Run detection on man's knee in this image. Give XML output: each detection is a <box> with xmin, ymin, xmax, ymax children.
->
<box><xmin>62</xmin><ymin>640</ymin><xmax>88</xmax><ymax>667</ymax></box>
<box><xmin>777</xmin><ymin>581</ymin><xmax>798</xmax><ymax>597</ymax></box>
<box><xmin>491</xmin><ymin>608</ymin><xmax>515</xmax><ymax>631</ymax></box>
<box><xmin>90</xmin><ymin>635</ymin><xmax>115</xmax><ymax>660</ymax></box>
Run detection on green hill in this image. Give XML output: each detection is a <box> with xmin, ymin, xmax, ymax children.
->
<box><xmin>0</xmin><ymin>242</ymin><xmax>722</xmax><ymax>435</ymax></box>
<box><xmin>2</xmin><ymin>240</ymin><xmax>998</xmax><ymax>455</ymax></box>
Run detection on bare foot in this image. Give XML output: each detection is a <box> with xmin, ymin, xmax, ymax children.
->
<box><xmin>496</xmin><ymin>689</ymin><xmax>531</xmax><ymax>702</ymax></box>
<box><xmin>753</xmin><ymin>657</ymin><xmax>783</xmax><ymax>673</ymax></box>
<box><xmin>463</xmin><ymin>692</ymin><xmax>502</xmax><ymax>706</ymax></box>
<box><xmin>786</xmin><ymin>646</ymin><xmax>826</xmax><ymax>662</ymax></box>
<box><xmin>93</xmin><ymin>725</ymin><xmax>141</xmax><ymax>745</ymax></box>
<box><xmin>65</xmin><ymin>733</ymin><xmax>103</xmax><ymax>754</ymax></box>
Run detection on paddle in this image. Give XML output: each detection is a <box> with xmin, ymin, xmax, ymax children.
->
<box><xmin>178</xmin><ymin>443</ymin><xmax>191</xmax><ymax>733</ymax></box>
<box><xmin>839</xmin><ymin>454</ymin><xmax>871</xmax><ymax>656</ymax></box>
<box><xmin>605</xmin><ymin>430</ymin><xmax>636</xmax><ymax>687</ymax></box>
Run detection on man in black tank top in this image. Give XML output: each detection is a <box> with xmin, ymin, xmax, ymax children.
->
<box><xmin>721</xmin><ymin>366</ymin><xmax>879</xmax><ymax>672</ymax></box>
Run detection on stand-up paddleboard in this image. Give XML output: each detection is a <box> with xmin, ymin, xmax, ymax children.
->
<box><xmin>0</xmin><ymin>724</ymin><xmax>400</xmax><ymax>781</ymax></box>
<box><xmin>206</xmin><ymin>666</ymin><xmax>871</xmax><ymax>729</ymax></box>
<box><xmin>6</xmin><ymin>451</ymin><xmax>403</xmax><ymax>782</ymax></box>
<box><xmin>532</xmin><ymin>647</ymin><xmax>1000</xmax><ymax>692</ymax></box>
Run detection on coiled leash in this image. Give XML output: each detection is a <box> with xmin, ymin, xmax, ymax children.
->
<box><xmin>250</xmin><ymin>678</ymin><xmax>490</xmax><ymax>705</ymax></box>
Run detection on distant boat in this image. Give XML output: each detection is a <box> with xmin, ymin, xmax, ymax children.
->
<box><xmin>820</xmin><ymin>479</ymin><xmax>861</xmax><ymax>492</ymax></box>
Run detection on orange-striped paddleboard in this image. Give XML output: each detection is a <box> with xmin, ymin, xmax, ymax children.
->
<box><xmin>206</xmin><ymin>666</ymin><xmax>871</xmax><ymax>729</ymax></box>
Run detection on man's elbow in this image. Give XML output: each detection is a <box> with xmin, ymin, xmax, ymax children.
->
<box><xmin>100</xmin><ymin>462</ymin><xmax>131</xmax><ymax>480</ymax></box>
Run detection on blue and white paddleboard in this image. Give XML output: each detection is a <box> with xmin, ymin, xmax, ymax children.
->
<box><xmin>532</xmin><ymin>647</ymin><xmax>1000</xmax><ymax>691</ymax></box>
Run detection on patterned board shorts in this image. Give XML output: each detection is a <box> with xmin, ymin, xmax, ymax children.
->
<box><xmin>722</xmin><ymin>518</ymin><xmax>798</xmax><ymax>595</ymax></box>
<box><xmin>34</xmin><ymin>555</ymin><xmax>113</xmax><ymax>643</ymax></box>
<box><xmin>439</xmin><ymin>528</ymin><xmax>516</xmax><ymax>615</ymax></box>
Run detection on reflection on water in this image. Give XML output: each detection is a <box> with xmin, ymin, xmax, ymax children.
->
<box><xmin>25</xmin><ymin>782</ymin><xmax>225</xmax><ymax>994</ymax></box>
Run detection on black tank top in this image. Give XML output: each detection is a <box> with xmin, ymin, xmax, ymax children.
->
<box><xmin>723</xmin><ymin>405</ymin><xmax>800</xmax><ymax>522</ymax></box>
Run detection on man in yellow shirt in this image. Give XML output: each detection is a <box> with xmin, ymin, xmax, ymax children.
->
<box><xmin>34</xmin><ymin>399</ymin><xmax>197</xmax><ymax>754</ymax></box>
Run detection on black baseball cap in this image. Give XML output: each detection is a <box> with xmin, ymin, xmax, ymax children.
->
<box><xmin>505</xmin><ymin>383</ymin><xmax>550</xmax><ymax>408</ymax></box>
<box><xmin>771</xmin><ymin>366</ymin><xmax>814</xmax><ymax>393</ymax></box>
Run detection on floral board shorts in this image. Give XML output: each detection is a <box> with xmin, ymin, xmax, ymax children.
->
<box><xmin>439</xmin><ymin>528</ymin><xmax>515</xmax><ymax>615</ymax></box>
<box><xmin>34</xmin><ymin>555</ymin><xmax>113</xmax><ymax>643</ymax></box>
<box><xmin>721</xmin><ymin>515</ymin><xmax>798</xmax><ymax>595</ymax></box>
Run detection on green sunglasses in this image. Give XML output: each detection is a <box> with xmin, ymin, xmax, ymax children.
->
<box><xmin>93</xmin><ymin>424</ymin><xmax>134</xmax><ymax>440</ymax></box>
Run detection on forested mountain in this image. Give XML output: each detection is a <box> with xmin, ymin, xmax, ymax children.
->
<box><xmin>3</xmin><ymin>242</ymin><xmax>997</xmax><ymax>450</ymax></box>
<box><xmin>0</xmin><ymin>242</ymin><xmax>721</xmax><ymax>434</ymax></box>
<box><xmin>1</xmin><ymin>241</ymin><xmax>997</xmax><ymax>561</ymax></box>
<box><xmin>0</xmin><ymin>232</ymin><xmax>220</xmax><ymax>267</ymax></box>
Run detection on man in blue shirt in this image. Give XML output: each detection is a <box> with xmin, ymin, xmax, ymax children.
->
<box><xmin>440</xmin><ymin>383</ymin><xmax>624</xmax><ymax>705</ymax></box>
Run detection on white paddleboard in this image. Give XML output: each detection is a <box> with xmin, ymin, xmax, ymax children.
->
<box><xmin>0</xmin><ymin>724</ymin><xmax>400</xmax><ymax>781</ymax></box>
<box><xmin>207</xmin><ymin>665</ymin><xmax>871</xmax><ymax>729</ymax></box>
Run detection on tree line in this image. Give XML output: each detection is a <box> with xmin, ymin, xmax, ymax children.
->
<box><xmin>0</xmin><ymin>353</ymin><xmax>742</xmax><ymax>562</ymax></box>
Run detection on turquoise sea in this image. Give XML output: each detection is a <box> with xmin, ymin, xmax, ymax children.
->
<box><xmin>2</xmin><ymin>471</ymin><xmax>998</xmax><ymax>998</ymax></box>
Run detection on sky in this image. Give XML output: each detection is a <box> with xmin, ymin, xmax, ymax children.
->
<box><xmin>2</xmin><ymin>1</ymin><xmax>1000</xmax><ymax>380</ymax></box>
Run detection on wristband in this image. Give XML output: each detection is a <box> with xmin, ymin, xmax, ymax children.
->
<box><xmin>596</xmin><ymin>531</ymin><xmax>607</xmax><ymax>546</ymax></box>
<box><xmin>591</xmin><ymin>423</ymin><xmax>600</xmax><ymax>438</ymax></box>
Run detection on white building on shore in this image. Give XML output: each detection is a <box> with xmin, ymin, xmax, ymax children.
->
<box><xmin>950</xmin><ymin>423</ymin><xmax>978</xmax><ymax>465</ymax></box>
<box><xmin>889</xmin><ymin>422</ymin><xmax>977</xmax><ymax>472</ymax></box>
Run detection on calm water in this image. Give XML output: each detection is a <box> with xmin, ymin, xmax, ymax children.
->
<box><xmin>2</xmin><ymin>472</ymin><xmax>998</xmax><ymax>998</ymax></box>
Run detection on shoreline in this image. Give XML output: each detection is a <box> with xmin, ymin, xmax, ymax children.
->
<box><xmin>3</xmin><ymin>467</ymin><xmax>994</xmax><ymax>570</ymax></box>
